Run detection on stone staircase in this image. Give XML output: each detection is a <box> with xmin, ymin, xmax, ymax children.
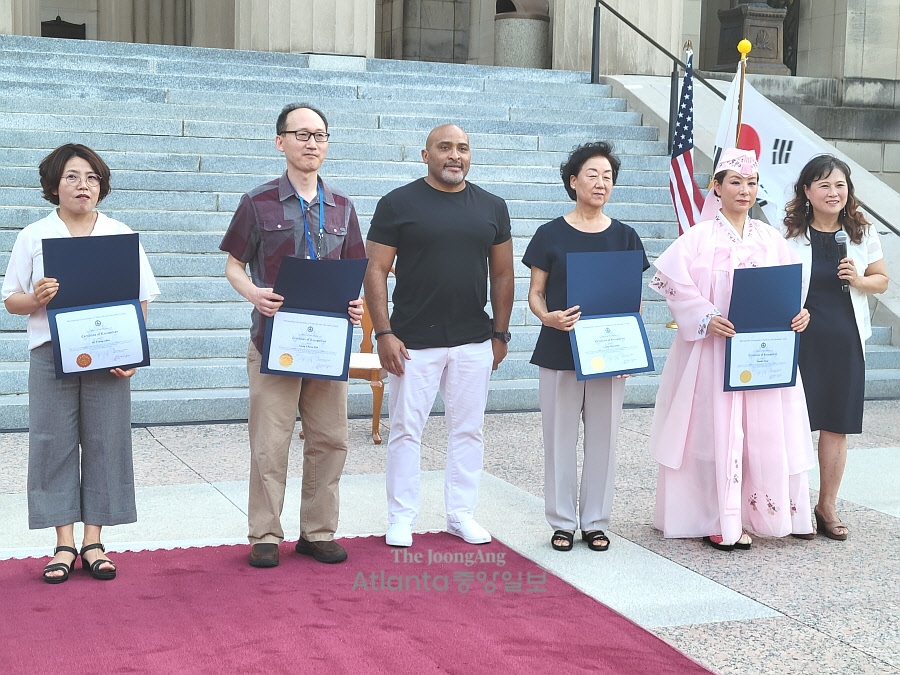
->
<box><xmin>1</xmin><ymin>34</ymin><xmax>898</xmax><ymax>430</ymax></box>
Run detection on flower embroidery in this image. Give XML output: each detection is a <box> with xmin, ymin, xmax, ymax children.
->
<box><xmin>790</xmin><ymin>499</ymin><xmax>797</xmax><ymax>515</ymax></box>
<box><xmin>732</xmin><ymin>459</ymin><xmax>740</xmax><ymax>484</ymax></box>
<box><xmin>649</xmin><ymin>275</ymin><xmax>676</xmax><ymax>296</ymax></box>
<box><xmin>766</xmin><ymin>495</ymin><xmax>779</xmax><ymax>516</ymax></box>
<box><xmin>749</xmin><ymin>493</ymin><xmax>758</xmax><ymax>511</ymax></box>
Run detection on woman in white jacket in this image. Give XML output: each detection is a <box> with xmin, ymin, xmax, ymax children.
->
<box><xmin>782</xmin><ymin>155</ymin><xmax>889</xmax><ymax>540</ymax></box>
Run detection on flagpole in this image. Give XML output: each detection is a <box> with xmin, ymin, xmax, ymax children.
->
<box><xmin>735</xmin><ymin>39</ymin><xmax>752</xmax><ymax>146</ymax></box>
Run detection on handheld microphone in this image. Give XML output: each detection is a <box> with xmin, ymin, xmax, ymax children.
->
<box><xmin>834</xmin><ymin>230</ymin><xmax>850</xmax><ymax>293</ymax></box>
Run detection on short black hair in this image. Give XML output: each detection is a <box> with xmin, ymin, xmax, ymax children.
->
<box><xmin>560</xmin><ymin>141</ymin><xmax>620</xmax><ymax>201</ymax></box>
<box><xmin>39</xmin><ymin>144</ymin><xmax>111</xmax><ymax>205</ymax></box>
<box><xmin>276</xmin><ymin>103</ymin><xmax>328</xmax><ymax>135</ymax></box>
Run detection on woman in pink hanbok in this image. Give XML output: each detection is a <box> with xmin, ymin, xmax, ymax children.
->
<box><xmin>648</xmin><ymin>148</ymin><xmax>815</xmax><ymax>551</ymax></box>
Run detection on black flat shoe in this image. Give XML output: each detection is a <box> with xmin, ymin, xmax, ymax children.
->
<box><xmin>80</xmin><ymin>543</ymin><xmax>117</xmax><ymax>580</ymax></box>
<box><xmin>551</xmin><ymin>530</ymin><xmax>574</xmax><ymax>551</ymax></box>
<box><xmin>43</xmin><ymin>545</ymin><xmax>78</xmax><ymax>584</ymax></box>
<box><xmin>703</xmin><ymin>535</ymin><xmax>733</xmax><ymax>552</ymax></box>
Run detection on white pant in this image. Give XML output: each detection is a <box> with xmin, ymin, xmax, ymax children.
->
<box><xmin>386</xmin><ymin>340</ymin><xmax>493</xmax><ymax>525</ymax></box>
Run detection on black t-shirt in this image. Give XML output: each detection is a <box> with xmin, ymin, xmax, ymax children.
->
<box><xmin>367</xmin><ymin>178</ymin><xmax>511</xmax><ymax>349</ymax></box>
<box><xmin>522</xmin><ymin>216</ymin><xmax>650</xmax><ymax>370</ymax></box>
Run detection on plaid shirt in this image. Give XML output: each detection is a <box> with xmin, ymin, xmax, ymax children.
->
<box><xmin>220</xmin><ymin>172</ymin><xmax>365</xmax><ymax>352</ymax></box>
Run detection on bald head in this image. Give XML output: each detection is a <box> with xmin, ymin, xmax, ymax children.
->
<box><xmin>422</xmin><ymin>124</ymin><xmax>471</xmax><ymax>192</ymax></box>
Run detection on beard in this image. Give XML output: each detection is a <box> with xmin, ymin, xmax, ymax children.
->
<box><xmin>439</xmin><ymin>164</ymin><xmax>465</xmax><ymax>185</ymax></box>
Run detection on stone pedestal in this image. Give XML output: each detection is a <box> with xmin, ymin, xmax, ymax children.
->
<box><xmin>714</xmin><ymin>1</ymin><xmax>790</xmax><ymax>75</ymax></box>
<box><xmin>494</xmin><ymin>14</ymin><xmax>549</xmax><ymax>68</ymax></box>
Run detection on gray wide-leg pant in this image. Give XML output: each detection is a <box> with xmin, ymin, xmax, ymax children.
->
<box><xmin>540</xmin><ymin>368</ymin><xmax>625</xmax><ymax>533</ymax></box>
<box><xmin>27</xmin><ymin>344</ymin><xmax>136</xmax><ymax>529</ymax></box>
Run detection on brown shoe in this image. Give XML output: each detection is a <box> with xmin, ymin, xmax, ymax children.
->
<box><xmin>295</xmin><ymin>537</ymin><xmax>348</xmax><ymax>564</ymax></box>
<box><xmin>249</xmin><ymin>542</ymin><xmax>279</xmax><ymax>568</ymax></box>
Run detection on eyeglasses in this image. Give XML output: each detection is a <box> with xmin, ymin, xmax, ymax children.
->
<box><xmin>63</xmin><ymin>172</ymin><xmax>102</xmax><ymax>187</ymax></box>
<box><xmin>282</xmin><ymin>130</ymin><xmax>330</xmax><ymax>143</ymax></box>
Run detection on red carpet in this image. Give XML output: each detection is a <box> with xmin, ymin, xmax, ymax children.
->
<box><xmin>2</xmin><ymin>533</ymin><xmax>711</xmax><ymax>674</ymax></box>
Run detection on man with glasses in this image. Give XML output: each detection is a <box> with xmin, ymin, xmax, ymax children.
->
<box><xmin>220</xmin><ymin>103</ymin><xmax>365</xmax><ymax>568</ymax></box>
<box><xmin>364</xmin><ymin>124</ymin><xmax>514</xmax><ymax>548</ymax></box>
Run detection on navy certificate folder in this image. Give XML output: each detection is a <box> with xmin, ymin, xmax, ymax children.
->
<box><xmin>43</xmin><ymin>233</ymin><xmax>140</xmax><ymax>309</ymax></box>
<box><xmin>566</xmin><ymin>250</ymin><xmax>643</xmax><ymax>314</ymax></box>
<box><xmin>724</xmin><ymin>263</ymin><xmax>802</xmax><ymax>392</ymax></box>
<box><xmin>272</xmin><ymin>256</ymin><xmax>368</xmax><ymax>312</ymax></box>
<box><xmin>728</xmin><ymin>263</ymin><xmax>801</xmax><ymax>331</ymax></box>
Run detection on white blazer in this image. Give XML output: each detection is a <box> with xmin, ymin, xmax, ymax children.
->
<box><xmin>781</xmin><ymin>224</ymin><xmax>884</xmax><ymax>355</ymax></box>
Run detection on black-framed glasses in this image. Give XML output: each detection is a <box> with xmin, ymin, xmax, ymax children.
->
<box><xmin>282</xmin><ymin>130</ymin><xmax>330</xmax><ymax>143</ymax></box>
<box><xmin>63</xmin><ymin>172</ymin><xmax>101</xmax><ymax>187</ymax></box>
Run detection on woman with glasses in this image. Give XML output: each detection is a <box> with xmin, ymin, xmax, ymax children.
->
<box><xmin>2</xmin><ymin>144</ymin><xmax>159</xmax><ymax>583</ymax></box>
<box><xmin>782</xmin><ymin>155</ymin><xmax>889</xmax><ymax>540</ymax></box>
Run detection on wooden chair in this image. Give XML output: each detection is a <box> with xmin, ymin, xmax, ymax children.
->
<box><xmin>348</xmin><ymin>296</ymin><xmax>388</xmax><ymax>444</ymax></box>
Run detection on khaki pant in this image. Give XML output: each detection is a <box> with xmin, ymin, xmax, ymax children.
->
<box><xmin>246</xmin><ymin>343</ymin><xmax>349</xmax><ymax>544</ymax></box>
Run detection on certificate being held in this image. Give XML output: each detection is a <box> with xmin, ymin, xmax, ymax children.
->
<box><xmin>259</xmin><ymin>256</ymin><xmax>369</xmax><ymax>380</ymax></box>
<box><xmin>43</xmin><ymin>234</ymin><xmax>150</xmax><ymax>378</ymax></box>
<box><xmin>261</xmin><ymin>309</ymin><xmax>352</xmax><ymax>380</ymax></box>
<box><xmin>566</xmin><ymin>251</ymin><xmax>654</xmax><ymax>380</ymax></box>
<box><xmin>724</xmin><ymin>264</ymin><xmax>802</xmax><ymax>391</ymax></box>
<box><xmin>52</xmin><ymin>301</ymin><xmax>148</xmax><ymax>376</ymax></box>
<box><xmin>571</xmin><ymin>313</ymin><xmax>653</xmax><ymax>378</ymax></box>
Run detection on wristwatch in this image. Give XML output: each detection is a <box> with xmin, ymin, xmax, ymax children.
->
<box><xmin>491</xmin><ymin>329</ymin><xmax>512</xmax><ymax>343</ymax></box>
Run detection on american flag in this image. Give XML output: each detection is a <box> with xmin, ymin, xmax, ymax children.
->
<box><xmin>669</xmin><ymin>53</ymin><xmax>704</xmax><ymax>235</ymax></box>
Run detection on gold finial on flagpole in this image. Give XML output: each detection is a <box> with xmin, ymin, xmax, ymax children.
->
<box><xmin>666</xmin><ymin>320</ymin><xmax>678</xmax><ymax>329</ymax></box>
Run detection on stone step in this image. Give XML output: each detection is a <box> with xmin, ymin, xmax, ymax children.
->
<box><xmin>0</xmin><ymin>168</ymin><xmax>674</xmax><ymax>203</ymax></box>
<box><xmin>0</xmin><ymin>34</ymin><xmax>592</xmax><ymax>84</ymax></box>
<box><xmin>0</xmin><ymin>126</ymin><xmax>670</xmax><ymax>159</ymax></box>
<box><xmin>0</xmin><ymin>95</ymin><xmax>636</xmax><ymax>126</ymax></box>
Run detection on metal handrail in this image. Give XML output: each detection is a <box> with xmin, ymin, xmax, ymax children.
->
<box><xmin>590</xmin><ymin>0</ymin><xmax>726</xmax><ymax>98</ymax></box>
<box><xmin>859</xmin><ymin>199</ymin><xmax>900</xmax><ymax>237</ymax></box>
<box><xmin>589</xmin><ymin>0</ymin><xmax>899</xmax><ymax>238</ymax></box>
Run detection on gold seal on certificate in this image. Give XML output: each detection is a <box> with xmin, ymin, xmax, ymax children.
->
<box><xmin>279</xmin><ymin>353</ymin><xmax>294</xmax><ymax>367</ymax></box>
<box><xmin>740</xmin><ymin>370</ymin><xmax>752</xmax><ymax>383</ymax></box>
<box><xmin>76</xmin><ymin>353</ymin><xmax>93</xmax><ymax>368</ymax></box>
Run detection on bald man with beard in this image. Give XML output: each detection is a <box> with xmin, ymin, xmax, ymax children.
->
<box><xmin>364</xmin><ymin>124</ymin><xmax>514</xmax><ymax>548</ymax></box>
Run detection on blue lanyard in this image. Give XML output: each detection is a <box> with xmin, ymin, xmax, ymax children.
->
<box><xmin>290</xmin><ymin>181</ymin><xmax>325</xmax><ymax>260</ymax></box>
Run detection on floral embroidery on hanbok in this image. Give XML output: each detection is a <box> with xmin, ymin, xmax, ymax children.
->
<box><xmin>790</xmin><ymin>499</ymin><xmax>797</xmax><ymax>516</ymax></box>
<box><xmin>766</xmin><ymin>495</ymin><xmax>779</xmax><ymax>515</ymax></box>
<box><xmin>649</xmin><ymin>274</ymin><xmax>674</xmax><ymax>296</ymax></box>
<box><xmin>749</xmin><ymin>493</ymin><xmax>758</xmax><ymax>511</ymax></box>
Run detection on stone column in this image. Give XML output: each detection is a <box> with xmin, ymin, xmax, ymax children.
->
<box><xmin>97</xmin><ymin>0</ymin><xmax>134</xmax><ymax>42</ymax></box>
<box><xmin>234</xmin><ymin>0</ymin><xmax>375</xmax><ymax>56</ymax></box>
<box><xmin>552</xmin><ymin>0</ymin><xmax>684</xmax><ymax>76</ymax></box>
<box><xmin>0</xmin><ymin>0</ymin><xmax>40</xmax><ymax>36</ymax></box>
<box><xmin>191</xmin><ymin>0</ymin><xmax>236</xmax><ymax>49</ymax></box>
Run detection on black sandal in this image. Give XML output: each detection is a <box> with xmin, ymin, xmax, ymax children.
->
<box><xmin>42</xmin><ymin>545</ymin><xmax>78</xmax><ymax>584</ymax></box>
<box><xmin>80</xmin><ymin>543</ymin><xmax>117</xmax><ymax>580</ymax></box>
<box><xmin>551</xmin><ymin>530</ymin><xmax>574</xmax><ymax>551</ymax></box>
<box><xmin>582</xmin><ymin>530</ymin><xmax>610</xmax><ymax>551</ymax></box>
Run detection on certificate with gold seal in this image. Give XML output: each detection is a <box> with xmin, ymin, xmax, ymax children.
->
<box><xmin>725</xmin><ymin>331</ymin><xmax>798</xmax><ymax>391</ymax></box>
<box><xmin>48</xmin><ymin>300</ymin><xmax>150</xmax><ymax>377</ymax></box>
<box><xmin>260</xmin><ymin>309</ymin><xmax>352</xmax><ymax>380</ymax></box>
<box><xmin>569</xmin><ymin>313</ymin><xmax>654</xmax><ymax>380</ymax></box>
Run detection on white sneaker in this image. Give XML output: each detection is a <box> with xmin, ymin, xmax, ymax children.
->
<box><xmin>447</xmin><ymin>518</ymin><xmax>491</xmax><ymax>545</ymax></box>
<box><xmin>385</xmin><ymin>522</ymin><xmax>413</xmax><ymax>547</ymax></box>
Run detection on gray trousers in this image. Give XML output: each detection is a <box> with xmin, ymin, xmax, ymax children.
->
<box><xmin>539</xmin><ymin>368</ymin><xmax>625</xmax><ymax>533</ymax></box>
<box><xmin>27</xmin><ymin>344</ymin><xmax>137</xmax><ymax>529</ymax></box>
